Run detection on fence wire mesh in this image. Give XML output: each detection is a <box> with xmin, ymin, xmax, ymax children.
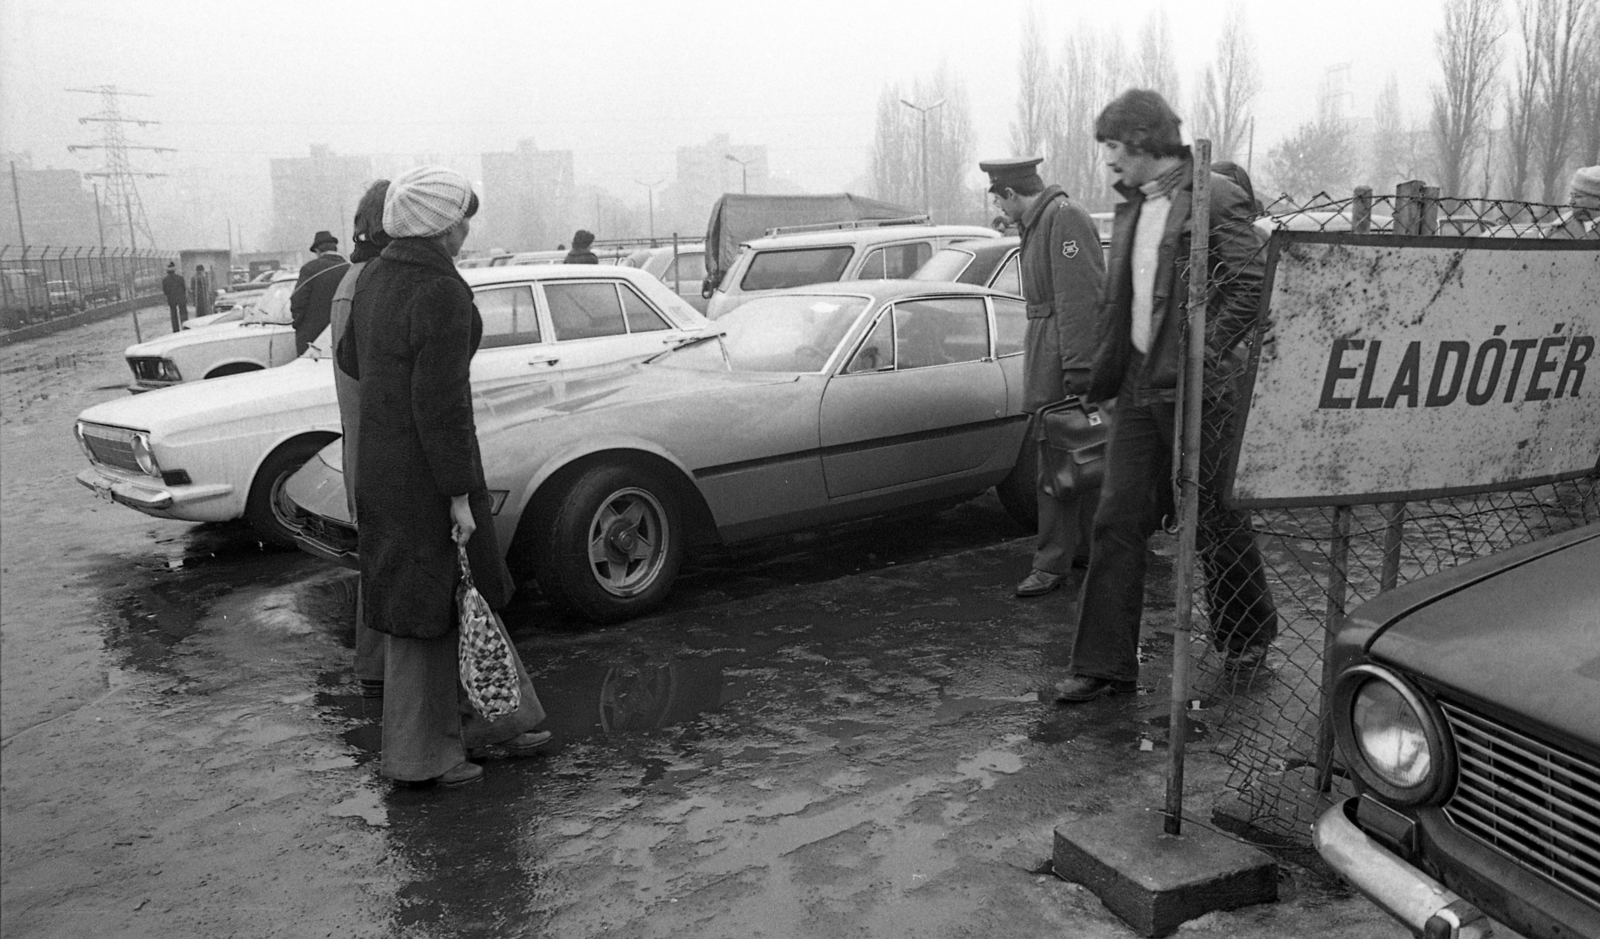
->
<box><xmin>1</xmin><ymin>246</ymin><xmax>172</xmax><ymax>330</ymax></box>
<box><xmin>1172</xmin><ymin>182</ymin><xmax>1598</xmax><ymax>838</ymax></box>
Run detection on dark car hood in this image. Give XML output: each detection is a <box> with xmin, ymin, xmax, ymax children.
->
<box><xmin>1366</xmin><ymin>526</ymin><xmax>1600</xmax><ymax>748</ymax></box>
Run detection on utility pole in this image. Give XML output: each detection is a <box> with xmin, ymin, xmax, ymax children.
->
<box><xmin>92</xmin><ymin>181</ymin><xmax>106</xmax><ymax>248</ymax></box>
<box><xmin>635</xmin><ymin>179</ymin><xmax>664</xmax><ymax>241</ymax></box>
<box><xmin>66</xmin><ymin>85</ymin><xmax>173</xmax><ymax>250</ymax></box>
<box><xmin>723</xmin><ymin>154</ymin><xmax>751</xmax><ymax>194</ymax></box>
<box><xmin>9</xmin><ymin>161</ymin><xmax>26</xmax><ymax>254</ymax></box>
<box><xmin>899</xmin><ymin>98</ymin><xmax>945</xmax><ymax>218</ymax></box>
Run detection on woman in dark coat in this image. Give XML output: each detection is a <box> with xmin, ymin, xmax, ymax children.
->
<box><xmin>337</xmin><ymin>165</ymin><xmax>548</xmax><ymax>787</ymax></box>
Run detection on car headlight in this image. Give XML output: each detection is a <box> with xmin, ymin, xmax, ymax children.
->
<box><xmin>158</xmin><ymin>359</ymin><xmax>182</xmax><ymax>382</ymax></box>
<box><xmin>130</xmin><ymin>433</ymin><xmax>163</xmax><ymax>477</ymax></box>
<box><xmin>1335</xmin><ymin>665</ymin><xmax>1453</xmax><ymax>805</ymax></box>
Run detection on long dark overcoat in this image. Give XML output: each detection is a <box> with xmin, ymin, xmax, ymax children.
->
<box><xmin>335</xmin><ymin>237</ymin><xmax>512</xmax><ymax>639</ymax></box>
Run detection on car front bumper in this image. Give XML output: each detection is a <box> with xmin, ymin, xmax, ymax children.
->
<box><xmin>1314</xmin><ymin>798</ymin><xmax>1493</xmax><ymax>939</ymax></box>
<box><xmin>76</xmin><ymin>466</ymin><xmax>234</xmax><ymax>520</ymax></box>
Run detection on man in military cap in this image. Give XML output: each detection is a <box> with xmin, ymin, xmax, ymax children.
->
<box><xmin>979</xmin><ymin>155</ymin><xmax>1106</xmax><ymax>597</ymax></box>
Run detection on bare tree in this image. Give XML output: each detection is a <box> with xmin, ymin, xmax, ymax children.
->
<box><xmin>1530</xmin><ymin>0</ymin><xmax>1592</xmax><ymax>201</ymax></box>
<box><xmin>1134</xmin><ymin>10</ymin><xmax>1181</xmax><ymax>103</ymax></box>
<box><xmin>1010</xmin><ymin>6</ymin><xmax>1057</xmax><ymax>160</ymax></box>
<box><xmin>1191</xmin><ymin>4</ymin><xmax>1262</xmax><ymax>164</ymax></box>
<box><xmin>1267</xmin><ymin>79</ymin><xmax>1355</xmax><ymax>201</ymax></box>
<box><xmin>1504</xmin><ymin>0</ymin><xmax>1541</xmax><ymax>199</ymax></box>
<box><xmin>1050</xmin><ymin>22</ymin><xmax>1129</xmax><ymax>210</ymax></box>
<box><xmin>870</xmin><ymin>84</ymin><xmax>917</xmax><ymax>207</ymax></box>
<box><xmin>1573</xmin><ymin>12</ymin><xmax>1600</xmax><ymax>167</ymax></box>
<box><xmin>1430</xmin><ymin>0</ymin><xmax>1506</xmax><ymax>196</ymax></box>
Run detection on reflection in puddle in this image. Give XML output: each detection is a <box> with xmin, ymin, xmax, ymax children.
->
<box><xmin>534</xmin><ymin>654</ymin><xmax>743</xmax><ymax>744</ymax></box>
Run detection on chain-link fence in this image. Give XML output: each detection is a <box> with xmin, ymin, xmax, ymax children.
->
<box><xmin>1</xmin><ymin>246</ymin><xmax>172</xmax><ymax>330</ymax></box>
<box><xmin>1172</xmin><ymin>179</ymin><xmax>1599</xmax><ymax>839</ymax></box>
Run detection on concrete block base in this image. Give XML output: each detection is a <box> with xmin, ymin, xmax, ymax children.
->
<box><xmin>1053</xmin><ymin>807</ymin><xmax>1278</xmax><ymax>937</ymax></box>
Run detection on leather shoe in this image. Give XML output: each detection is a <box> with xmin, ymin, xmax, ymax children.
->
<box><xmin>1052</xmin><ymin>675</ymin><xmax>1137</xmax><ymax>703</ymax></box>
<box><xmin>1016</xmin><ymin>569</ymin><xmax>1065</xmax><ymax>597</ymax></box>
<box><xmin>435</xmin><ymin>761</ymin><xmax>484</xmax><ymax>788</ymax></box>
<box><xmin>499</xmin><ymin>730</ymin><xmax>553</xmax><ymax>756</ymax></box>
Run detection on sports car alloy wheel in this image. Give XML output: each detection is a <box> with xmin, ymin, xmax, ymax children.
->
<box><xmin>586</xmin><ymin>487</ymin><xmax>670</xmax><ymax>597</ymax></box>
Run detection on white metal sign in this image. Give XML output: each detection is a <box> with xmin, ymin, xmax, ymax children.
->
<box><xmin>1230</xmin><ymin>234</ymin><xmax>1600</xmax><ymax>507</ymax></box>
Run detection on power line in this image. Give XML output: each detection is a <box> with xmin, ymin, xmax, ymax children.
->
<box><xmin>65</xmin><ymin>85</ymin><xmax>174</xmax><ymax>250</ymax></box>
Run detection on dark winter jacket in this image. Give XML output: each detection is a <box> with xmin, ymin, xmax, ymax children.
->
<box><xmin>1016</xmin><ymin>184</ymin><xmax>1105</xmax><ymax>410</ymax></box>
<box><xmin>1088</xmin><ymin>160</ymin><xmax>1266</xmax><ymax>405</ymax></box>
<box><xmin>161</xmin><ymin>271</ymin><xmax>187</xmax><ymax>304</ymax></box>
<box><xmin>563</xmin><ymin>248</ymin><xmax>599</xmax><ymax>264</ymax></box>
<box><xmin>290</xmin><ymin>252</ymin><xmax>349</xmax><ymax>354</ymax></box>
<box><xmin>336</xmin><ymin>237</ymin><xmax>512</xmax><ymax>638</ymax></box>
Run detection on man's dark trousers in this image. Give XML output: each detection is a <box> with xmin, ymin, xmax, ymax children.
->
<box><xmin>168</xmin><ymin>301</ymin><xmax>186</xmax><ymax>333</ymax></box>
<box><xmin>1070</xmin><ymin>388</ymin><xmax>1277</xmax><ymax>682</ymax></box>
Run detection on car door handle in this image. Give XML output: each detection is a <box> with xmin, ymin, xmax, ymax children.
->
<box><xmin>528</xmin><ymin>356</ymin><xmax>560</xmax><ymax>366</ymax></box>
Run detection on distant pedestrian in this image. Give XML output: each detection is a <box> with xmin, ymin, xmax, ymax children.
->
<box><xmin>1055</xmin><ymin>88</ymin><xmax>1278</xmax><ymax>704</ymax></box>
<box><xmin>191</xmin><ymin>265</ymin><xmax>214</xmax><ymax>320</ymax></box>
<box><xmin>162</xmin><ymin>262</ymin><xmax>187</xmax><ymax>332</ymax></box>
<box><xmin>290</xmin><ymin>230</ymin><xmax>349</xmax><ymax>354</ymax></box>
<box><xmin>564</xmin><ymin>230</ymin><xmax>598</xmax><ymax>264</ymax></box>
<box><xmin>337</xmin><ymin>165</ymin><xmax>551</xmax><ymax>788</ymax></box>
<box><xmin>978</xmin><ymin>155</ymin><xmax>1105</xmax><ymax>599</ymax></box>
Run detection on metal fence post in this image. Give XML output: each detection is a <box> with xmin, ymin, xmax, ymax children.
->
<box><xmin>1315</xmin><ymin>504</ymin><xmax>1353</xmax><ymax>792</ymax></box>
<box><xmin>1165</xmin><ymin>139</ymin><xmax>1212</xmax><ymax>836</ymax></box>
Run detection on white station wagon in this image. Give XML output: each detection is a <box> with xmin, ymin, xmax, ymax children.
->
<box><xmin>75</xmin><ymin>265</ymin><xmax>712</xmax><ymax>546</ymax></box>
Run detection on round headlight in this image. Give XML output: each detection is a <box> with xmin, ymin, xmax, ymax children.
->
<box><xmin>1335</xmin><ymin>665</ymin><xmax>1453</xmax><ymax>805</ymax></box>
<box><xmin>1352</xmin><ymin>679</ymin><xmax>1431</xmax><ymax>787</ymax></box>
<box><xmin>130</xmin><ymin>433</ymin><xmax>161</xmax><ymax>476</ymax></box>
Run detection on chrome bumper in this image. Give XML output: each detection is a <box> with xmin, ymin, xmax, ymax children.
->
<box><xmin>76</xmin><ymin>466</ymin><xmax>232</xmax><ymax>515</ymax></box>
<box><xmin>1313</xmin><ymin>798</ymin><xmax>1493</xmax><ymax>939</ymax></box>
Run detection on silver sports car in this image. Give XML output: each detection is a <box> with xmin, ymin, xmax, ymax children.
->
<box><xmin>284</xmin><ymin>280</ymin><xmax>1041</xmax><ymax>622</ymax></box>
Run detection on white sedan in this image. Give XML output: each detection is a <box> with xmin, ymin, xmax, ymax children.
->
<box><xmin>125</xmin><ymin>275</ymin><xmax>300</xmax><ymax>391</ymax></box>
<box><xmin>74</xmin><ymin>265</ymin><xmax>712</xmax><ymax>546</ymax></box>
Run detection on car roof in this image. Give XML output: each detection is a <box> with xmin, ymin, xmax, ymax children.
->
<box><xmin>462</xmin><ymin>263</ymin><xmax>666</xmax><ymax>288</ymax></box>
<box><xmin>741</xmin><ymin>225</ymin><xmax>1000</xmax><ymax>251</ymax></box>
<box><xmin>942</xmin><ymin>236</ymin><xmax>1019</xmax><ymax>260</ymax></box>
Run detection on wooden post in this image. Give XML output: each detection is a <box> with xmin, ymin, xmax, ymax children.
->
<box><xmin>1352</xmin><ymin>187</ymin><xmax>1373</xmax><ymax>234</ymax></box>
<box><xmin>1395</xmin><ymin>180</ymin><xmax>1425</xmax><ymax>236</ymax></box>
<box><xmin>1165</xmin><ymin>139</ymin><xmax>1212</xmax><ymax>837</ymax></box>
<box><xmin>1316</xmin><ymin>504</ymin><xmax>1353</xmax><ymax>792</ymax></box>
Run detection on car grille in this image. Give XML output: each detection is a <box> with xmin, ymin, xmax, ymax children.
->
<box><xmin>1441</xmin><ymin>699</ymin><xmax>1600</xmax><ymax>904</ymax></box>
<box><xmin>79</xmin><ymin>423</ymin><xmax>141</xmax><ymax>473</ymax></box>
<box><xmin>128</xmin><ymin>357</ymin><xmax>166</xmax><ymax>382</ymax></box>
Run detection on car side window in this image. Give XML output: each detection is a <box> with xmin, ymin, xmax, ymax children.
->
<box><xmin>992</xmin><ymin>297</ymin><xmax>1026</xmax><ymax>357</ymax></box>
<box><xmin>545</xmin><ymin>282</ymin><xmax>627</xmax><ymax>340</ymax></box>
<box><xmin>892</xmin><ymin>297</ymin><xmax>991</xmax><ymax>369</ymax></box>
<box><xmin>620</xmin><ymin>283</ymin><xmax>671</xmax><ymax>333</ymax></box>
<box><xmin>671</xmin><ymin>252</ymin><xmax>706</xmax><ymax>285</ymax></box>
<box><xmin>476</xmin><ymin>286</ymin><xmax>541</xmax><ymax>349</ymax></box>
<box><xmin>843</xmin><ymin>311</ymin><xmax>895</xmax><ymax>374</ymax></box>
<box><xmin>990</xmin><ymin>254</ymin><xmax>1021</xmax><ymax>296</ymax></box>
<box><xmin>858</xmin><ymin>243</ymin><xmax>932</xmax><ymax>281</ymax></box>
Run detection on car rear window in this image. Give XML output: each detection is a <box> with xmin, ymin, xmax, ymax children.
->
<box><xmin>739</xmin><ymin>246</ymin><xmax>853</xmax><ymax>292</ymax></box>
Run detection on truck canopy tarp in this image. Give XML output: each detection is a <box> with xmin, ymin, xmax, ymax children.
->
<box><xmin>703</xmin><ymin>193</ymin><xmax>917</xmax><ymax>282</ymax></box>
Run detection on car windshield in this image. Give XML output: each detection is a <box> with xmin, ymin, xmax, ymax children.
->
<box><xmin>660</xmin><ymin>293</ymin><xmax>869</xmax><ymax>373</ymax></box>
<box><xmin>910</xmin><ymin>247</ymin><xmax>976</xmax><ymax>283</ymax></box>
<box><xmin>739</xmin><ymin>246</ymin><xmax>854</xmax><ymax>292</ymax></box>
<box><xmin>244</xmin><ymin>281</ymin><xmax>295</xmax><ymax>324</ymax></box>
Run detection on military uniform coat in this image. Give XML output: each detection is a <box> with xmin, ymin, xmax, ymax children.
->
<box><xmin>1017</xmin><ymin>184</ymin><xmax>1106</xmax><ymax>411</ymax></box>
<box><xmin>336</xmin><ymin>238</ymin><xmax>512</xmax><ymax>639</ymax></box>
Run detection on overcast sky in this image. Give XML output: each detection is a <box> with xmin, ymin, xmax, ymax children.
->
<box><xmin>1</xmin><ymin>0</ymin><xmax>1447</xmax><ymax>242</ymax></box>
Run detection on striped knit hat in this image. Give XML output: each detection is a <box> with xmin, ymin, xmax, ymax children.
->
<box><xmin>383</xmin><ymin>165</ymin><xmax>474</xmax><ymax>239</ymax></box>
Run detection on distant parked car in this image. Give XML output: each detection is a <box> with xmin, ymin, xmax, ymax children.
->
<box><xmin>46</xmin><ymin>280</ymin><xmax>84</xmax><ymax>313</ymax></box>
<box><xmin>1313</xmin><ymin>522</ymin><xmax>1600</xmax><ymax>939</ymax></box>
<box><xmin>910</xmin><ymin>237</ymin><xmax>1021</xmax><ymax>295</ymax></box>
<box><xmin>284</xmin><ymin>279</ymin><xmax>1039</xmax><ymax>622</ymax></box>
<box><xmin>634</xmin><ymin>243</ymin><xmax>709</xmax><ymax>312</ymax></box>
<box><xmin>74</xmin><ymin>264</ymin><xmax>712</xmax><ymax>546</ymax></box>
<box><xmin>703</xmin><ymin>223</ymin><xmax>1000</xmax><ymax>319</ymax></box>
<box><xmin>123</xmin><ymin>276</ymin><xmax>299</xmax><ymax>391</ymax></box>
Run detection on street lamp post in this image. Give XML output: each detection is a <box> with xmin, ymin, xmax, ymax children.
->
<box><xmin>899</xmin><ymin>98</ymin><xmax>945</xmax><ymax>218</ymax></box>
<box><xmin>635</xmin><ymin>178</ymin><xmax>664</xmax><ymax>241</ymax></box>
<box><xmin>723</xmin><ymin>153</ymin><xmax>751</xmax><ymax>194</ymax></box>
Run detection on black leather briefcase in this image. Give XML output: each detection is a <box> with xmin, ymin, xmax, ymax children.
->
<box><xmin>1037</xmin><ymin>397</ymin><xmax>1111</xmax><ymax>499</ymax></box>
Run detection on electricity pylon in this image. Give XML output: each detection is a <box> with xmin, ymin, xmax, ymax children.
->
<box><xmin>66</xmin><ymin>85</ymin><xmax>173</xmax><ymax>250</ymax></box>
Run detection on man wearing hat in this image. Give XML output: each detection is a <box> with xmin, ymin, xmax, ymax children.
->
<box><xmin>979</xmin><ymin>155</ymin><xmax>1106</xmax><ymax>598</ymax></box>
<box><xmin>190</xmin><ymin>264</ymin><xmax>214</xmax><ymax>321</ymax></box>
<box><xmin>161</xmin><ymin>261</ymin><xmax>188</xmax><ymax>332</ymax></box>
<box><xmin>1554</xmin><ymin>165</ymin><xmax>1600</xmax><ymax>239</ymax></box>
<box><xmin>291</xmin><ymin>230</ymin><xmax>349</xmax><ymax>354</ymax></box>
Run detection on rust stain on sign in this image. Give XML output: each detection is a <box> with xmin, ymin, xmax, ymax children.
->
<box><xmin>1233</xmin><ymin>238</ymin><xmax>1600</xmax><ymax>506</ymax></box>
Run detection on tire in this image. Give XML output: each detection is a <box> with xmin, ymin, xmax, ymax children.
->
<box><xmin>532</xmin><ymin>463</ymin><xmax>684</xmax><ymax>623</ymax></box>
<box><xmin>245</xmin><ymin>436</ymin><xmax>334</xmax><ymax>549</ymax></box>
<box><xmin>996</xmin><ymin>422</ymin><xmax>1040</xmax><ymax>532</ymax></box>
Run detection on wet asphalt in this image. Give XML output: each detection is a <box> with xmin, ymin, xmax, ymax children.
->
<box><xmin>0</xmin><ymin>308</ymin><xmax>1406</xmax><ymax>939</ymax></box>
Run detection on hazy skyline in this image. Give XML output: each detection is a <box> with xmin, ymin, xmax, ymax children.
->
<box><xmin>2</xmin><ymin>0</ymin><xmax>1448</xmax><ymax>248</ymax></box>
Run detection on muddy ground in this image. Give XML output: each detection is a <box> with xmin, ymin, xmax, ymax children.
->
<box><xmin>0</xmin><ymin>307</ymin><xmax>1406</xmax><ymax>938</ymax></box>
